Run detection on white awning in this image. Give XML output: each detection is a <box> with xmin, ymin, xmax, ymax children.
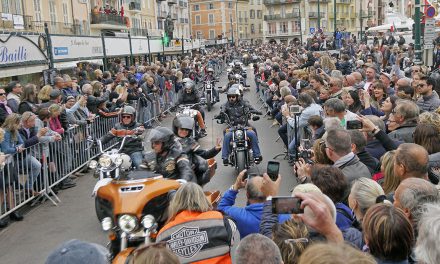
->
<box><xmin>0</xmin><ymin>64</ymin><xmax>48</xmax><ymax>78</ymax></box>
<box><xmin>54</xmin><ymin>59</ymin><xmax>103</xmax><ymax>70</ymax></box>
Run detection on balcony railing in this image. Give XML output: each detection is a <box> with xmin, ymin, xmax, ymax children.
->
<box><xmin>168</xmin><ymin>0</ymin><xmax>177</xmax><ymax>5</ymax></box>
<box><xmin>264</xmin><ymin>12</ymin><xmax>300</xmax><ymax>20</ymax></box>
<box><xmin>0</xmin><ymin>15</ymin><xmax>32</xmax><ymax>31</ymax></box>
<box><xmin>91</xmin><ymin>13</ymin><xmax>126</xmax><ymax>26</ymax></box>
<box><xmin>130</xmin><ymin>28</ymin><xmax>162</xmax><ymax>37</ymax></box>
<box><xmin>263</xmin><ymin>0</ymin><xmax>300</xmax><ymax>5</ymax></box>
<box><xmin>129</xmin><ymin>1</ymin><xmax>141</xmax><ymax>11</ymax></box>
<box><xmin>265</xmin><ymin>30</ymin><xmax>300</xmax><ymax>36</ymax></box>
<box><xmin>336</xmin><ymin>0</ymin><xmax>351</xmax><ymax>3</ymax></box>
<box><xmin>309</xmin><ymin>12</ymin><xmax>325</xmax><ymax>18</ymax></box>
<box><xmin>1</xmin><ymin>18</ymin><xmax>84</xmax><ymax>35</ymax></box>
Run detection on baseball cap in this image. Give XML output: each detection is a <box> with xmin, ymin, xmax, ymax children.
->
<box><xmin>49</xmin><ymin>89</ymin><xmax>62</xmax><ymax>99</ymax></box>
<box><xmin>45</xmin><ymin>239</ymin><xmax>109</xmax><ymax>264</ymax></box>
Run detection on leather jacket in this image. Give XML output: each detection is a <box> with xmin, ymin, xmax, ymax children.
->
<box><xmin>221</xmin><ymin>100</ymin><xmax>257</xmax><ymax>126</ymax></box>
<box><xmin>100</xmin><ymin>121</ymin><xmax>143</xmax><ymax>155</ymax></box>
<box><xmin>177</xmin><ymin>89</ymin><xmax>200</xmax><ymax>105</ymax></box>
<box><xmin>146</xmin><ymin>142</ymin><xmax>195</xmax><ymax>182</ymax></box>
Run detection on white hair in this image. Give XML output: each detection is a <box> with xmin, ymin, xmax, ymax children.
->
<box><xmin>415</xmin><ymin>203</ymin><xmax>440</xmax><ymax>264</ymax></box>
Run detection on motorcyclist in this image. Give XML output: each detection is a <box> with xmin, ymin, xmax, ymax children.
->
<box><xmin>100</xmin><ymin>106</ymin><xmax>145</xmax><ymax>168</ymax></box>
<box><xmin>144</xmin><ymin>126</ymin><xmax>195</xmax><ymax>182</ymax></box>
<box><xmin>217</xmin><ymin>86</ymin><xmax>263</xmax><ymax>166</ymax></box>
<box><xmin>177</xmin><ymin>80</ymin><xmax>207</xmax><ymax>137</ymax></box>
<box><xmin>203</xmin><ymin>67</ymin><xmax>220</xmax><ymax>102</ymax></box>
<box><xmin>172</xmin><ymin>116</ymin><xmax>221</xmax><ymax>185</ymax></box>
<box><xmin>232</xmin><ymin>61</ymin><xmax>247</xmax><ymax>86</ymax></box>
<box><xmin>220</xmin><ymin>74</ymin><xmax>240</xmax><ymax>93</ymax></box>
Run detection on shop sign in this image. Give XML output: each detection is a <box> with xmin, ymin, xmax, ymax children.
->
<box><xmin>51</xmin><ymin>35</ymin><xmax>103</xmax><ymax>60</ymax></box>
<box><xmin>0</xmin><ymin>34</ymin><xmax>47</xmax><ymax>66</ymax></box>
<box><xmin>104</xmin><ymin>37</ymin><xmax>130</xmax><ymax>56</ymax></box>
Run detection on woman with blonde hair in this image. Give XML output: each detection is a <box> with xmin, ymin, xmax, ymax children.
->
<box><xmin>272</xmin><ymin>219</ymin><xmax>310</xmax><ymax>264</ymax></box>
<box><xmin>38</xmin><ymin>85</ymin><xmax>53</xmax><ymax>103</ymax></box>
<box><xmin>1</xmin><ymin>114</ymin><xmax>25</xmax><ymax>225</ymax></box>
<box><xmin>156</xmin><ymin>182</ymin><xmax>238</xmax><ymax>264</ymax></box>
<box><xmin>348</xmin><ymin>177</ymin><xmax>386</xmax><ymax>225</ymax></box>
<box><xmin>319</xmin><ymin>55</ymin><xmax>336</xmax><ymax>74</ymax></box>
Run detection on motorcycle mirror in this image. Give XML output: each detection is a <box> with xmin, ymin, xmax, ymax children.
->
<box><xmin>216</xmin><ymin>120</ymin><xmax>223</xmax><ymax>124</ymax></box>
<box><xmin>252</xmin><ymin>116</ymin><xmax>260</xmax><ymax>121</ymax></box>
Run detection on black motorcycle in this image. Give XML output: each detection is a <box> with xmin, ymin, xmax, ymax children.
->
<box><xmin>201</xmin><ymin>80</ymin><xmax>217</xmax><ymax>112</ymax></box>
<box><xmin>215</xmin><ymin>107</ymin><xmax>261</xmax><ymax>173</ymax></box>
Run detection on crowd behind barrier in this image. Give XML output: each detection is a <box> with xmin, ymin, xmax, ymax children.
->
<box><xmin>0</xmin><ymin>50</ymin><xmax>228</xmax><ymax>223</ymax></box>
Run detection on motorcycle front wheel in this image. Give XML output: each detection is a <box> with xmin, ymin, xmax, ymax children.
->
<box><xmin>236</xmin><ymin>151</ymin><xmax>246</xmax><ymax>173</ymax></box>
<box><xmin>207</xmin><ymin>92</ymin><xmax>212</xmax><ymax>112</ymax></box>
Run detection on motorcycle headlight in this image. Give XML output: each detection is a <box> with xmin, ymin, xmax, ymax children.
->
<box><xmin>101</xmin><ymin>217</ymin><xmax>113</xmax><ymax>231</ymax></box>
<box><xmin>89</xmin><ymin>160</ymin><xmax>98</xmax><ymax>169</ymax></box>
<box><xmin>98</xmin><ymin>155</ymin><xmax>112</xmax><ymax>168</ymax></box>
<box><xmin>235</xmin><ymin>130</ymin><xmax>244</xmax><ymax>140</ymax></box>
<box><xmin>206</xmin><ymin>84</ymin><xmax>211</xmax><ymax>89</ymax></box>
<box><xmin>141</xmin><ymin>215</ymin><xmax>156</xmax><ymax>229</ymax></box>
<box><xmin>118</xmin><ymin>214</ymin><xmax>138</xmax><ymax>233</ymax></box>
<box><xmin>115</xmin><ymin>156</ymin><xmax>123</xmax><ymax>167</ymax></box>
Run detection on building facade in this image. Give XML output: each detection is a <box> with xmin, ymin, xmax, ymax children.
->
<box><xmin>263</xmin><ymin>0</ymin><xmax>302</xmax><ymax>44</ymax></box>
<box><xmin>190</xmin><ymin>0</ymin><xmax>237</xmax><ymax>45</ymax></box>
<box><xmin>248</xmin><ymin>0</ymin><xmax>264</xmax><ymax>44</ymax></box>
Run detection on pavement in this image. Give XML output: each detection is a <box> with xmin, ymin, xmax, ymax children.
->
<box><xmin>0</xmin><ymin>66</ymin><xmax>298</xmax><ymax>264</ymax></box>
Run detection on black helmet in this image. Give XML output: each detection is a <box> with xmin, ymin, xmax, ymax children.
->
<box><xmin>120</xmin><ymin>105</ymin><xmax>136</xmax><ymax>123</ymax></box>
<box><xmin>184</xmin><ymin>81</ymin><xmax>195</xmax><ymax>92</ymax></box>
<box><xmin>149</xmin><ymin>127</ymin><xmax>175</xmax><ymax>152</ymax></box>
<box><xmin>172</xmin><ymin>116</ymin><xmax>194</xmax><ymax>136</ymax></box>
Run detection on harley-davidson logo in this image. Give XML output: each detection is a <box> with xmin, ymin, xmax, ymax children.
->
<box><xmin>167</xmin><ymin>226</ymin><xmax>209</xmax><ymax>258</ymax></box>
<box><xmin>164</xmin><ymin>160</ymin><xmax>176</xmax><ymax>173</ymax></box>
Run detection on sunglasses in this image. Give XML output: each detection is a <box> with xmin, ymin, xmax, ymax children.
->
<box><xmin>121</xmin><ymin>115</ymin><xmax>132</xmax><ymax>119</ymax></box>
<box><xmin>0</xmin><ymin>93</ymin><xmax>5</xmax><ymax>96</ymax></box>
<box><xmin>227</xmin><ymin>95</ymin><xmax>237</xmax><ymax>98</ymax></box>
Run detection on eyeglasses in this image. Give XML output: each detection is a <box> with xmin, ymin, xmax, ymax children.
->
<box><xmin>0</xmin><ymin>93</ymin><xmax>5</xmax><ymax>96</ymax></box>
<box><xmin>121</xmin><ymin>115</ymin><xmax>132</xmax><ymax>119</ymax></box>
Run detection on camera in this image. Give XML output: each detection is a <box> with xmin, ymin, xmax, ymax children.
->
<box><xmin>289</xmin><ymin>105</ymin><xmax>301</xmax><ymax>115</ymax></box>
<box><xmin>300</xmin><ymin>149</ymin><xmax>312</xmax><ymax>159</ymax></box>
<box><xmin>272</xmin><ymin>197</ymin><xmax>304</xmax><ymax>214</ymax></box>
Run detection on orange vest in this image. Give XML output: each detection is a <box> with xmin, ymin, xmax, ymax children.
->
<box><xmin>157</xmin><ymin>210</ymin><xmax>232</xmax><ymax>264</ymax></box>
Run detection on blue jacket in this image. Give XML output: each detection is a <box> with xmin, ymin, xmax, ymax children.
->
<box><xmin>218</xmin><ymin>189</ymin><xmax>290</xmax><ymax>238</ymax></box>
<box><xmin>1</xmin><ymin>130</ymin><xmax>24</xmax><ymax>155</ymax></box>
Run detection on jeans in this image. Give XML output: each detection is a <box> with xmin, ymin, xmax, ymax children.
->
<box><xmin>130</xmin><ymin>152</ymin><xmax>143</xmax><ymax>169</ymax></box>
<box><xmin>288</xmin><ymin>138</ymin><xmax>297</xmax><ymax>159</ymax></box>
<box><xmin>278</xmin><ymin>124</ymin><xmax>288</xmax><ymax>148</ymax></box>
<box><xmin>221</xmin><ymin>130</ymin><xmax>261</xmax><ymax>159</ymax></box>
<box><xmin>25</xmin><ymin>155</ymin><xmax>42</xmax><ymax>190</ymax></box>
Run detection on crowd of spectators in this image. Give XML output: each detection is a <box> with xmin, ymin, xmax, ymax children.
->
<box><xmin>0</xmin><ymin>52</ymin><xmax>227</xmax><ymax>228</ymax></box>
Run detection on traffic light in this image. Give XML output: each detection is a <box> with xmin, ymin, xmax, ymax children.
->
<box><xmin>162</xmin><ymin>35</ymin><xmax>169</xmax><ymax>45</ymax></box>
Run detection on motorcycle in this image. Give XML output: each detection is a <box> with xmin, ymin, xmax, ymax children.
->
<box><xmin>93</xmin><ymin>169</ymin><xmax>221</xmax><ymax>262</ymax></box>
<box><xmin>215</xmin><ymin>107</ymin><xmax>261</xmax><ymax>173</ymax></box>
<box><xmin>202</xmin><ymin>80</ymin><xmax>217</xmax><ymax>112</ymax></box>
<box><xmin>175</xmin><ymin>102</ymin><xmax>205</xmax><ymax>139</ymax></box>
<box><xmin>89</xmin><ymin>135</ymin><xmax>136</xmax><ymax>181</ymax></box>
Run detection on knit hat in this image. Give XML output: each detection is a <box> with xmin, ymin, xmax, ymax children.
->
<box><xmin>45</xmin><ymin>239</ymin><xmax>109</xmax><ymax>264</ymax></box>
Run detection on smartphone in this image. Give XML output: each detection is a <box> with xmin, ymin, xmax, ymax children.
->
<box><xmin>267</xmin><ymin>161</ymin><xmax>280</xmax><ymax>181</ymax></box>
<box><xmin>271</xmin><ymin>196</ymin><xmax>304</xmax><ymax>214</ymax></box>
<box><xmin>346</xmin><ymin>120</ymin><xmax>363</xmax><ymax>130</ymax></box>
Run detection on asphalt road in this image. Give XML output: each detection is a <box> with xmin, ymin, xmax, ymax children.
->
<box><xmin>0</xmin><ymin>66</ymin><xmax>298</xmax><ymax>264</ymax></box>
